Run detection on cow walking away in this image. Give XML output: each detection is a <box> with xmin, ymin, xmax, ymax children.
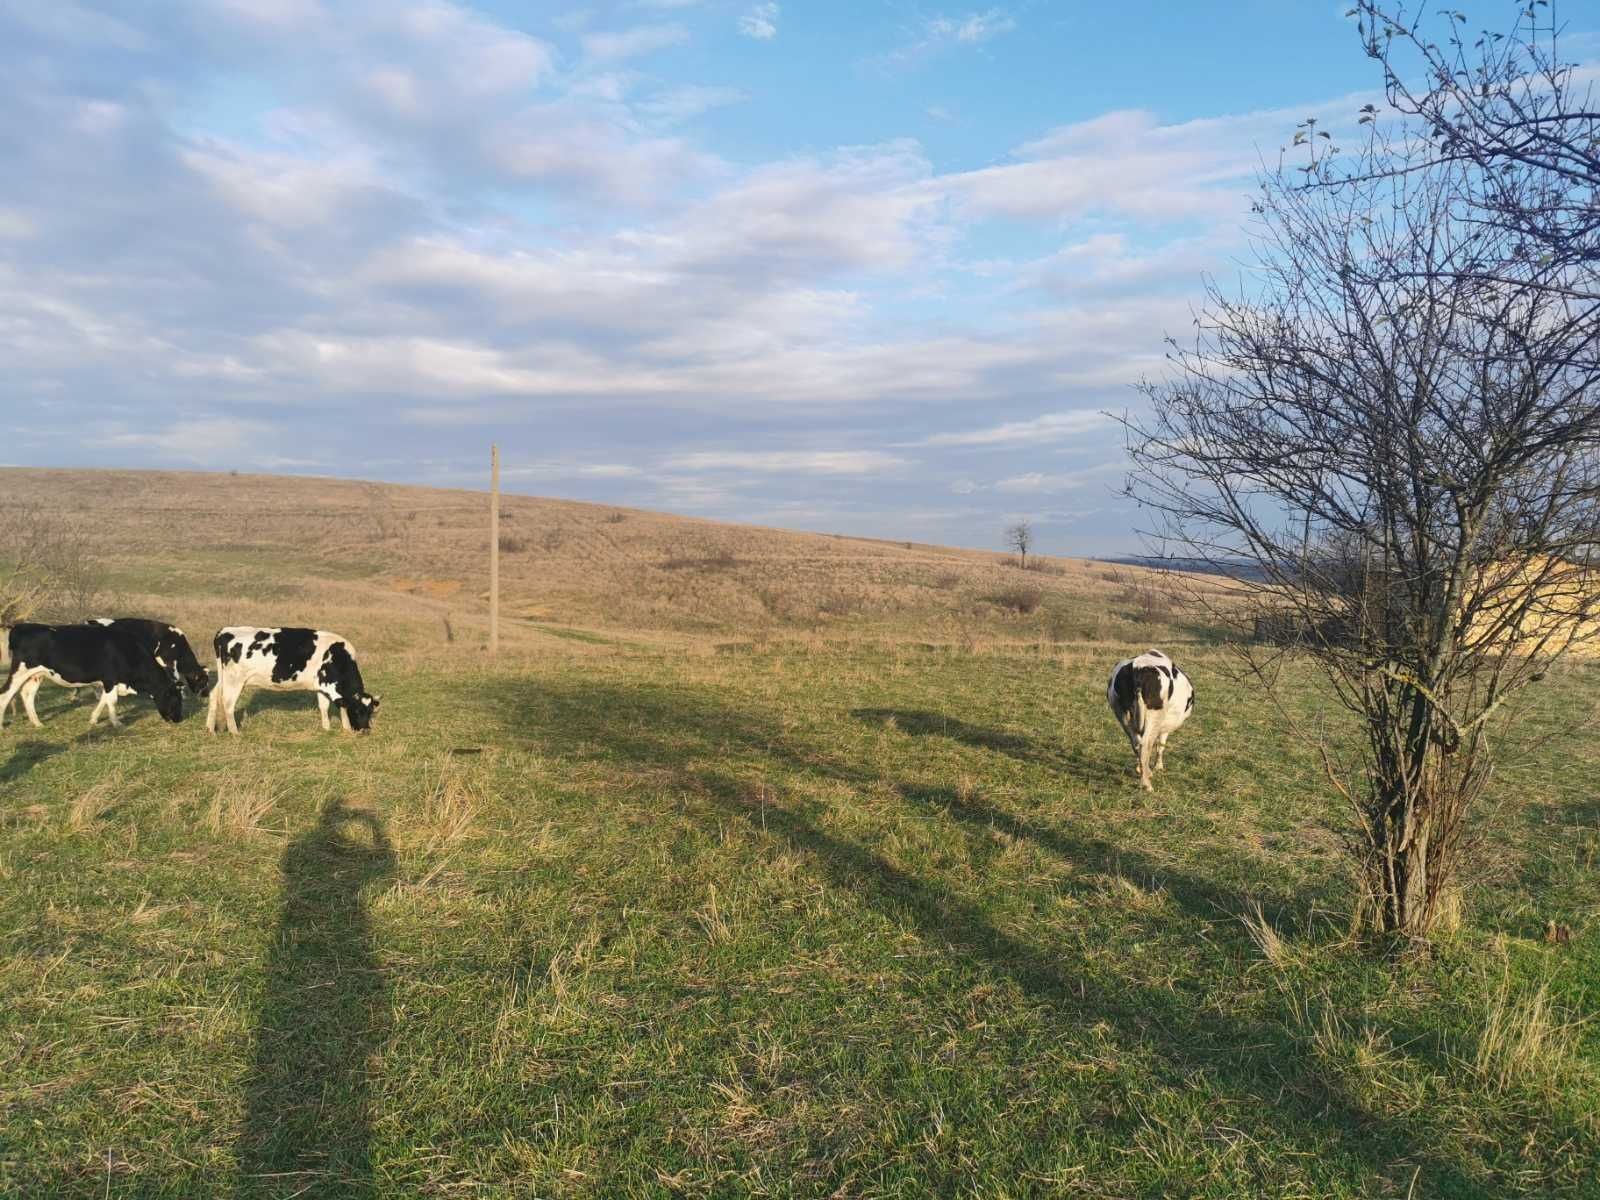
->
<box><xmin>207</xmin><ymin>627</ymin><xmax>380</xmax><ymax>736</ymax></box>
<box><xmin>0</xmin><ymin>623</ymin><xmax>184</xmax><ymax>729</ymax></box>
<box><xmin>1107</xmin><ymin>648</ymin><xmax>1194</xmax><ymax>790</ymax></box>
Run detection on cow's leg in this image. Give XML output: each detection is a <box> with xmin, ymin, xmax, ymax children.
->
<box><xmin>1137</xmin><ymin>732</ymin><xmax>1154</xmax><ymax>791</ymax></box>
<box><xmin>0</xmin><ymin>665</ymin><xmax>37</xmax><ymax>731</ymax></box>
<box><xmin>17</xmin><ymin>681</ymin><xmax>42</xmax><ymax>729</ymax></box>
<box><xmin>20</xmin><ymin>677</ymin><xmax>47</xmax><ymax>729</ymax></box>
<box><xmin>206</xmin><ymin>675</ymin><xmax>227</xmax><ymax>734</ymax></box>
<box><xmin>317</xmin><ymin>692</ymin><xmax>333</xmax><ymax>732</ymax></box>
<box><xmin>339</xmin><ymin>705</ymin><xmax>352</xmax><ymax>734</ymax></box>
<box><xmin>1155</xmin><ymin>731</ymin><xmax>1171</xmax><ymax>772</ymax></box>
<box><xmin>1116</xmin><ymin>709</ymin><xmax>1141</xmax><ymax>775</ymax></box>
<box><xmin>223</xmin><ymin>682</ymin><xmax>244</xmax><ymax>736</ymax></box>
<box><xmin>103</xmin><ymin>688</ymin><xmax>123</xmax><ymax>728</ymax></box>
<box><xmin>88</xmin><ymin>688</ymin><xmax>110</xmax><ymax>726</ymax></box>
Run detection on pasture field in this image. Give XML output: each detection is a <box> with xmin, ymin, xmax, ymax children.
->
<box><xmin>1</xmin><ymin>469</ymin><xmax>1598</xmax><ymax>1198</ymax></box>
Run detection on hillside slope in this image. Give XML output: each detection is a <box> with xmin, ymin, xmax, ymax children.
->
<box><xmin>0</xmin><ymin>468</ymin><xmax>1222</xmax><ymax>652</ymax></box>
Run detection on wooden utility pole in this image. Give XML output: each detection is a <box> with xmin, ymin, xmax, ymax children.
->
<box><xmin>489</xmin><ymin>443</ymin><xmax>500</xmax><ymax>660</ymax></box>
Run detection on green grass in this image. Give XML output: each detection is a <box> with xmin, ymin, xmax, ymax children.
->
<box><xmin>1</xmin><ymin>644</ymin><xmax>1597</xmax><ymax>1197</ymax></box>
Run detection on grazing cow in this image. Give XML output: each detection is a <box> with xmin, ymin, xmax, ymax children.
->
<box><xmin>5</xmin><ymin>617</ymin><xmax>212</xmax><ymax>723</ymax></box>
<box><xmin>91</xmin><ymin>619</ymin><xmax>212</xmax><ymax>696</ymax></box>
<box><xmin>0</xmin><ymin>623</ymin><xmax>183</xmax><ymax>729</ymax></box>
<box><xmin>207</xmin><ymin>627</ymin><xmax>380</xmax><ymax>736</ymax></box>
<box><xmin>1106</xmin><ymin>648</ymin><xmax>1194</xmax><ymax>791</ymax></box>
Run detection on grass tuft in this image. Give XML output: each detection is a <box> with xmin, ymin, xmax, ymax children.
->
<box><xmin>1241</xmin><ymin>899</ymin><xmax>1291</xmax><ymax>967</ymax></box>
<box><xmin>1471</xmin><ymin>971</ymin><xmax>1586</xmax><ymax>1094</ymax></box>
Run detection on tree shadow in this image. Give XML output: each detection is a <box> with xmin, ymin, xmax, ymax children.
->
<box><xmin>236</xmin><ymin>800</ymin><xmax>395</xmax><ymax>1199</ymax></box>
<box><xmin>897</xmin><ymin>783</ymin><xmax>1308</xmax><ymax>927</ymax></box>
<box><xmin>694</xmin><ymin>775</ymin><xmax>1493</xmax><ymax>1196</ymax></box>
<box><xmin>467</xmin><ymin>677</ymin><xmax>1498</xmax><ymax>1194</ymax></box>
<box><xmin>850</xmin><ymin>706</ymin><xmax>1127</xmax><ymax>786</ymax></box>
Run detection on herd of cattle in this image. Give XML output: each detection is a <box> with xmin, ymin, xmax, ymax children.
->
<box><xmin>2</xmin><ymin>616</ymin><xmax>1190</xmax><ymax>788</ymax></box>
<box><xmin>0</xmin><ymin>618</ymin><xmax>379</xmax><ymax>736</ymax></box>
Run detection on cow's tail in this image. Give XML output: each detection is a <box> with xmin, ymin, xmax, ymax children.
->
<box><xmin>1135</xmin><ymin>666</ymin><xmax>1166</xmax><ymax>712</ymax></box>
<box><xmin>1128</xmin><ymin>665</ymin><xmax>1166</xmax><ymax>736</ymax></box>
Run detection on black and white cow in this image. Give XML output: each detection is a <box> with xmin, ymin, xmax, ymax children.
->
<box><xmin>0</xmin><ymin>623</ymin><xmax>183</xmax><ymax>729</ymax></box>
<box><xmin>1107</xmin><ymin>648</ymin><xmax>1195</xmax><ymax>791</ymax></box>
<box><xmin>92</xmin><ymin>619</ymin><xmax>212</xmax><ymax>696</ymax></box>
<box><xmin>207</xmin><ymin>627</ymin><xmax>380</xmax><ymax>736</ymax></box>
<box><xmin>3</xmin><ymin>617</ymin><xmax>210</xmax><ymax>725</ymax></box>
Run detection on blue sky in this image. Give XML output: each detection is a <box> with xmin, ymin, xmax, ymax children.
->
<box><xmin>4</xmin><ymin>1</ymin><xmax>1595</xmax><ymax>555</ymax></box>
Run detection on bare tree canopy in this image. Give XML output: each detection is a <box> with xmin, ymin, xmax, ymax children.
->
<box><xmin>0</xmin><ymin>505</ymin><xmax>106</xmax><ymax>627</ymax></box>
<box><xmin>1346</xmin><ymin>2</ymin><xmax>1600</xmax><ymax>275</ymax></box>
<box><xmin>1127</xmin><ymin>63</ymin><xmax>1600</xmax><ymax>936</ymax></box>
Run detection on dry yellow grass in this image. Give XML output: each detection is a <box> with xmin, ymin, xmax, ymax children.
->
<box><xmin>0</xmin><ymin>467</ymin><xmax>1227</xmax><ymax>658</ymax></box>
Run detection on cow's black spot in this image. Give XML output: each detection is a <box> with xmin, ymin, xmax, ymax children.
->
<box><xmin>317</xmin><ymin>641</ymin><xmax>351</xmax><ymax>689</ymax></box>
<box><xmin>269</xmin><ymin>628</ymin><xmax>319</xmax><ymax>683</ymax></box>
<box><xmin>1112</xmin><ymin>663</ymin><xmax>1137</xmax><ymax>713</ymax></box>
<box><xmin>215</xmin><ymin>631</ymin><xmax>243</xmax><ymax>664</ymax></box>
<box><xmin>1135</xmin><ymin>665</ymin><xmax>1166</xmax><ymax>710</ymax></box>
<box><xmin>1185</xmin><ymin>688</ymin><xmax>1195</xmax><ymax>712</ymax></box>
<box><xmin>1167</xmin><ymin>672</ymin><xmax>1175</xmax><ymax>700</ymax></box>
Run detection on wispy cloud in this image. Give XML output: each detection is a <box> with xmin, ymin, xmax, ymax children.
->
<box><xmin>993</xmin><ymin>463</ymin><xmax>1124</xmax><ymax>493</ymax></box>
<box><xmin>928</xmin><ymin>9</ymin><xmax>1016</xmax><ymax>44</ymax></box>
<box><xmin>912</xmin><ymin>411</ymin><xmax>1113</xmax><ymax>448</ymax></box>
<box><xmin>581</xmin><ymin>23</ymin><xmax>690</xmax><ymax>61</ymax></box>
<box><xmin>877</xmin><ymin>8</ymin><xmax>1017</xmax><ymax>70</ymax></box>
<box><xmin>93</xmin><ymin>417</ymin><xmax>277</xmax><ymax>463</ymax></box>
<box><xmin>665</xmin><ymin>450</ymin><xmax>907</xmax><ymax>475</ymax></box>
<box><xmin>738</xmin><ymin>3</ymin><xmax>779</xmax><ymax>40</ymax></box>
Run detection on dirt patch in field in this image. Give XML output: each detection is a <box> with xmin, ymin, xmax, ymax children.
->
<box><xmin>390</xmin><ymin>577</ymin><xmax>463</xmax><ymax>599</ymax></box>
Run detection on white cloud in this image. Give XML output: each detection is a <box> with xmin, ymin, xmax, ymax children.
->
<box><xmin>877</xmin><ymin>8</ymin><xmax>1016</xmax><ymax>69</ymax></box>
<box><xmin>914</xmin><ymin>410</ymin><xmax>1113</xmax><ymax>448</ymax></box>
<box><xmin>637</xmin><ymin>84</ymin><xmax>747</xmax><ymax>125</ymax></box>
<box><xmin>94</xmin><ymin>417</ymin><xmax>275</xmax><ymax>462</ymax></box>
<box><xmin>738</xmin><ymin>3</ymin><xmax>779</xmax><ymax>40</ymax></box>
<box><xmin>928</xmin><ymin>9</ymin><xmax>1015</xmax><ymax>43</ymax></box>
<box><xmin>993</xmin><ymin>463</ymin><xmax>1124</xmax><ymax>493</ymax></box>
<box><xmin>581</xmin><ymin>23</ymin><xmax>689</xmax><ymax>61</ymax></box>
<box><xmin>0</xmin><ymin>209</ymin><xmax>35</xmax><ymax>239</ymax></box>
<box><xmin>504</xmin><ymin>461</ymin><xmax>643</xmax><ymax>480</ymax></box>
<box><xmin>213</xmin><ymin>0</ymin><xmax>327</xmax><ymax>31</ymax></box>
<box><xmin>665</xmin><ymin>450</ymin><xmax>907</xmax><ymax>475</ymax></box>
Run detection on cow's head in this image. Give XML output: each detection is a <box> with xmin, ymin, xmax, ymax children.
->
<box><xmin>160</xmin><ymin>629</ymin><xmax>213</xmax><ymax>697</ymax></box>
<box><xmin>147</xmin><ymin>673</ymin><xmax>183</xmax><ymax>723</ymax></box>
<box><xmin>346</xmin><ymin>691</ymin><xmax>380</xmax><ymax>733</ymax></box>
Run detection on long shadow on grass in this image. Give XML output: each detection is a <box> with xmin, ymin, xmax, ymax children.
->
<box><xmin>236</xmin><ymin>800</ymin><xmax>395</xmax><ymax>1199</ymax></box>
<box><xmin>850</xmin><ymin>706</ymin><xmax>1126</xmax><ymax>785</ymax></box>
<box><xmin>472</xmin><ymin>677</ymin><xmax>1497</xmax><ymax>1195</ymax></box>
<box><xmin>0</xmin><ymin>739</ymin><xmax>70</xmax><ymax>784</ymax></box>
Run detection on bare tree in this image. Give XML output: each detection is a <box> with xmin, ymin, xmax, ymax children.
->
<box><xmin>1128</xmin><ymin>120</ymin><xmax>1600</xmax><ymax>937</ymax></box>
<box><xmin>1004</xmin><ymin>520</ymin><xmax>1033</xmax><ymax>570</ymax></box>
<box><xmin>1347</xmin><ymin>2</ymin><xmax>1600</xmax><ymax>274</ymax></box>
<box><xmin>0</xmin><ymin>504</ymin><xmax>107</xmax><ymax>627</ymax></box>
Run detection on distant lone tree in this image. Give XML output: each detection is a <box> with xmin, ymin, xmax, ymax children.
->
<box><xmin>1127</xmin><ymin>83</ymin><xmax>1600</xmax><ymax>938</ymax></box>
<box><xmin>1004</xmin><ymin>520</ymin><xmax>1034</xmax><ymax>570</ymax></box>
